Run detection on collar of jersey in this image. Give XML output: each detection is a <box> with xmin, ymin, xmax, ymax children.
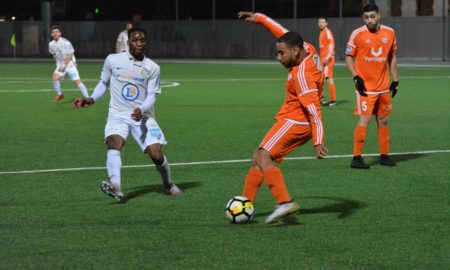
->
<box><xmin>127</xmin><ymin>50</ymin><xmax>146</xmax><ymax>62</ymax></box>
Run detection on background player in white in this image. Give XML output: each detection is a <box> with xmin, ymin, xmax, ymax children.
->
<box><xmin>116</xmin><ymin>22</ymin><xmax>133</xmax><ymax>53</ymax></box>
<box><xmin>72</xmin><ymin>28</ymin><xmax>183</xmax><ymax>201</ymax></box>
<box><xmin>49</xmin><ymin>25</ymin><xmax>89</xmax><ymax>102</ymax></box>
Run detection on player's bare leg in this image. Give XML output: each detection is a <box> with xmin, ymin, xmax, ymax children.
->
<box><xmin>146</xmin><ymin>144</ymin><xmax>183</xmax><ymax>197</ymax></box>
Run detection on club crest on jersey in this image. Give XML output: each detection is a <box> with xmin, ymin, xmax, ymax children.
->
<box><xmin>345</xmin><ymin>47</ymin><xmax>353</xmax><ymax>54</ymax></box>
<box><xmin>121</xmin><ymin>83</ymin><xmax>140</xmax><ymax>101</ymax></box>
<box><xmin>287</xmin><ymin>74</ymin><xmax>292</xmax><ymax>81</ymax></box>
<box><xmin>382</xmin><ymin>37</ymin><xmax>388</xmax><ymax>43</ymax></box>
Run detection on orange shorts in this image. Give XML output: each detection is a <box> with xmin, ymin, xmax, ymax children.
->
<box><xmin>354</xmin><ymin>91</ymin><xmax>393</xmax><ymax>116</ymax></box>
<box><xmin>322</xmin><ymin>57</ymin><xmax>334</xmax><ymax>79</ymax></box>
<box><xmin>259</xmin><ymin>119</ymin><xmax>312</xmax><ymax>163</ymax></box>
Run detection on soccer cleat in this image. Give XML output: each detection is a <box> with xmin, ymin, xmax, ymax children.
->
<box><xmin>328</xmin><ymin>101</ymin><xmax>336</xmax><ymax>107</ymax></box>
<box><xmin>380</xmin><ymin>154</ymin><xmax>396</xmax><ymax>167</ymax></box>
<box><xmin>320</xmin><ymin>97</ymin><xmax>329</xmax><ymax>106</ymax></box>
<box><xmin>351</xmin><ymin>156</ymin><xmax>370</xmax><ymax>169</ymax></box>
<box><xmin>53</xmin><ymin>94</ymin><xmax>64</xmax><ymax>102</ymax></box>
<box><xmin>265</xmin><ymin>201</ymin><xmax>300</xmax><ymax>224</ymax></box>
<box><xmin>100</xmin><ymin>180</ymin><xmax>125</xmax><ymax>202</ymax></box>
<box><xmin>166</xmin><ymin>183</ymin><xmax>183</xmax><ymax>197</ymax></box>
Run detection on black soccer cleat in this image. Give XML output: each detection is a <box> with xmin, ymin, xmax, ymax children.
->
<box><xmin>351</xmin><ymin>156</ymin><xmax>370</xmax><ymax>169</ymax></box>
<box><xmin>380</xmin><ymin>154</ymin><xmax>396</xmax><ymax>167</ymax></box>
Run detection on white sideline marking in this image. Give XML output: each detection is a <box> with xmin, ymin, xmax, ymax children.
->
<box><xmin>0</xmin><ymin>149</ymin><xmax>449</xmax><ymax>176</ymax></box>
<box><xmin>0</xmin><ymin>82</ymin><xmax>180</xmax><ymax>93</ymax></box>
<box><xmin>1</xmin><ymin>75</ymin><xmax>449</xmax><ymax>93</ymax></box>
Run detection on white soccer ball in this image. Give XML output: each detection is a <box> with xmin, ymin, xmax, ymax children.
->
<box><xmin>225</xmin><ymin>196</ymin><xmax>254</xmax><ymax>224</ymax></box>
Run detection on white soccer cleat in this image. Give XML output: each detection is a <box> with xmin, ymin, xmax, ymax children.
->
<box><xmin>100</xmin><ymin>180</ymin><xmax>125</xmax><ymax>202</ymax></box>
<box><xmin>265</xmin><ymin>201</ymin><xmax>300</xmax><ymax>224</ymax></box>
<box><xmin>166</xmin><ymin>183</ymin><xmax>183</xmax><ymax>197</ymax></box>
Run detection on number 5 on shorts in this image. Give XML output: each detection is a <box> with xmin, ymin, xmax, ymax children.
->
<box><xmin>361</xmin><ymin>101</ymin><xmax>367</xmax><ymax>111</ymax></box>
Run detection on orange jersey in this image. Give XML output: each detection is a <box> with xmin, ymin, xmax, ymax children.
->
<box><xmin>275</xmin><ymin>53</ymin><xmax>324</xmax><ymax>145</ymax></box>
<box><xmin>346</xmin><ymin>25</ymin><xmax>397</xmax><ymax>91</ymax></box>
<box><xmin>255</xmin><ymin>13</ymin><xmax>317</xmax><ymax>55</ymax></box>
<box><xmin>319</xmin><ymin>27</ymin><xmax>335</xmax><ymax>60</ymax></box>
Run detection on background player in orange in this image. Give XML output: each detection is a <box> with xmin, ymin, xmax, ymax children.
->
<box><xmin>345</xmin><ymin>3</ymin><xmax>399</xmax><ymax>169</ymax></box>
<box><xmin>238</xmin><ymin>11</ymin><xmax>327</xmax><ymax>224</ymax></box>
<box><xmin>318</xmin><ymin>17</ymin><xmax>337</xmax><ymax>106</ymax></box>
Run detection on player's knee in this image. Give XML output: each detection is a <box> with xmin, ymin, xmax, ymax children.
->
<box><xmin>254</xmin><ymin>149</ymin><xmax>272</xmax><ymax>170</ymax></box>
<box><xmin>146</xmin><ymin>145</ymin><xmax>164</xmax><ymax>165</ymax></box>
<box><xmin>378</xmin><ymin>116</ymin><xmax>389</xmax><ymax>126</ymax></box>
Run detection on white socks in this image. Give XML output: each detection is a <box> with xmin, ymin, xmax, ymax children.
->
<box><xmin>77</xmin><ymin>82</ymin><xmax>89</xmax><ymax>97</ymax></box>
<box><xmin>53</xmin><ymin>80</ymin><xmax>62</xmax><ymax>95</ymax></box>
<box><xmin>155</xmin><ymin>155</ymin><xmax>173</xmax><ymax>189</ymax></box>
<box><xmin>107</xmin><ymin>149</ymin><xmax>122</xmax><ymax>188</ymax></box>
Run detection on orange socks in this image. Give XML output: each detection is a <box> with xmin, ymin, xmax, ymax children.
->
<box><xmin>263</xmin><ymin>167</ymin><xmax>291</xmax><ymax>204</ymax></box>
<box><xmin>328</xmin><ymin>83</ymin><xmax>336</xmax><ymax>102</ymax></box>
<box><xmin>243</xmin><ymin>167</ymin><xmax>264</xmax><ymax>202</ymax></box>
<box><xmin>378</xmin><ymin>126</ymin><xmax>390</xmax><ymax>155</ymax></box>
<box><xmin>353</xmin><ymin>125</ymin><xmax>367</xmax><ymax>156</ymax></box>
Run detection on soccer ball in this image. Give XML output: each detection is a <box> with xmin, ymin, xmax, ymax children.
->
<box><xmin>225</xmin><ymin>196</ymin><xmax>254</xmax><ymax>224</ymax></box>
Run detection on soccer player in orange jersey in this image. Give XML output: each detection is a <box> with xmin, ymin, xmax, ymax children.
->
<box><xmin>345</xmin><ymin>3</ymin><xmax>399</xmax><ymax>169</ymax></box>
<box><xmin>318</xmin><ymin>17</ymin><xmax>337</xmax><ymax>106</ymax></box>
<box><xmin>238</xmin><ymin>12</ymin><xmax>327</xmax><ymax>224</ymax></box>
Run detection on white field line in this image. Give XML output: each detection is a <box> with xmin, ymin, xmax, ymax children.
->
<box><xmin>0</xmin><ymin>75</ymin><xmax>449</xmax><ymax>93</ymax></box>
<box><xmin>0</xmin><ymin>82</ymin><xmax>180</xmax><ymax>93</ymax></box>
<box><xmin>0</xmin><ymin>149</ymin><xmax>449</xmax><ymax>176</ymax></box>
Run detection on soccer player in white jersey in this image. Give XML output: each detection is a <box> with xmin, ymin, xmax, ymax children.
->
<box><xmin>48</xmin><ymin>25</ymin><xmax>89</xmax><ymax>102</ymax></box>
<box><xmin>116</xmin><ymin>22</ymin><xmax>133</xmax><ymax>53</ymax></box>
<box><xmin>72</xmin><ymin>28</ymin><xmax>183</xmax><ymax>201</ymax></box>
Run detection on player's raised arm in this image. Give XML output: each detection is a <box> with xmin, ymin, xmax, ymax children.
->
<box><xmin>238</xmin><ymin>11</ymin><xmax>288</xmax><ymax>39</ymax></box>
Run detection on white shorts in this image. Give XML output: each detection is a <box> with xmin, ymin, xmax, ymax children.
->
<box><xmin>54</xmin><ymin>66</ymin><xmax>80</xmax><ymax>81</ymax></box>
<box><xmin>104</xmin><ymin>113</ymin><xmax>167</xmax><ymax>152</ymax></box>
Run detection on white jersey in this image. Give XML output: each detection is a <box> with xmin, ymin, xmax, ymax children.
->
<box><xmin>117</xmin><ymin>30</ymin><xmax>129</xmax><ymax>52</ymax></box>
<box><xmin>101</xmin><ymin>51</ymin><xmax>161</xmax><ymax>118</ymax></box>
<box><xmin>49</xmin><ymin>37</ymin><xmax>76</xmax><ymax>68</ymax></box>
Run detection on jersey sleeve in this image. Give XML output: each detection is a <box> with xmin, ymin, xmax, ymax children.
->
<box><xmin>254</xmin><ymin>13</ymin><xmax>288</xmax><ymax>39</ymax></box>
<box><xmin>48</xmin><ymin>43</ymin><xmax>54</xmax><ymax>55</ymax></box>
<box><xmin>100</xmin><ymin>55</ymin><xmax>112</xmax><ymax>84</ymax></box>
<box><xmin>345</xmin><ymin>30</ymin><xmax>358</xmax><ymax>57</ymax></box>
<box><xmin>295</xmin><ymin>63</ymin><xmax>325</xmax><ymax>146</ymax></box>
<box><xmin>65</xmin><ymin>40</ymin><xmax>75</xmax><ymax>54</ymax></box>
<box><xmin>147</xmin><ymin>65</ymin><xmax>161</xmax><ymax>94</ymax></box>
<box><xmin>325</xmin><ymin>30</ymin><xmax>335</xmax><ymax>60</ymax></box>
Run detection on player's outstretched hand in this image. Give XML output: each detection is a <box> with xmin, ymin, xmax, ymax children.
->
<box><xmin>72</xmin><ymin>97</ymin><xmax>94</xmax><ymax>109</ymax></box>
<box><xmin>353</xmin><ymin>75</ymin><xmax>367</xmax><ymax>97</ymax></box>
<box><xmin>390</xmin><ymin>81</ymin><xmax>398</xmax><ymax>98</ymax></box>
<box><xmin>131</xmin><ymin>108</ymin><xmax>142</xmax><ymax>121</ymax></box>
<box><xmin>238</xmin><ymin>11</ymin><xmax>257</xmax><ymax>22</ymax></box>
<box><xmin>314</xmin><ymin>144</ymin><xmax>328</xmax><ymax>159</ymax></box>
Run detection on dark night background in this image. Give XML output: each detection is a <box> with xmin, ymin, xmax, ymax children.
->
<box><xmin>1</xmin><ymin>0</ymin><xmax>366</xmax><ymax>21</ymax></box>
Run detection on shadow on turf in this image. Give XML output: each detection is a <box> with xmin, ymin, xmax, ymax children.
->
<box><xmin>366</xmin><ymin>153</ymin><xmax>428</xmax><ymax>166</ymax></box>
<box><xmin>254</xmin><ymin>196</ymin><xmax>367</xmax><ymax>224</ymax></box>
<box><xmin>118</xmin><ymin>181</ymin><xmax>202</xmax><ymax>203</ymax></box>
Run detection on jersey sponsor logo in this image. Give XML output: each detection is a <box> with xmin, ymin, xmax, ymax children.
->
<box><xmin>371</xmin><ymin>47</ymin><xmax>383</xmax><ymax>57</ymax></box>
<box><xmin>121</xmin><ymin>83</ymin><xmax>140</xmax><ymax>101</ymax></box>
<box><xmin>363</xmin><ymin>47</ymin><xmax>386</xmax><ymax>62</ymax></box>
